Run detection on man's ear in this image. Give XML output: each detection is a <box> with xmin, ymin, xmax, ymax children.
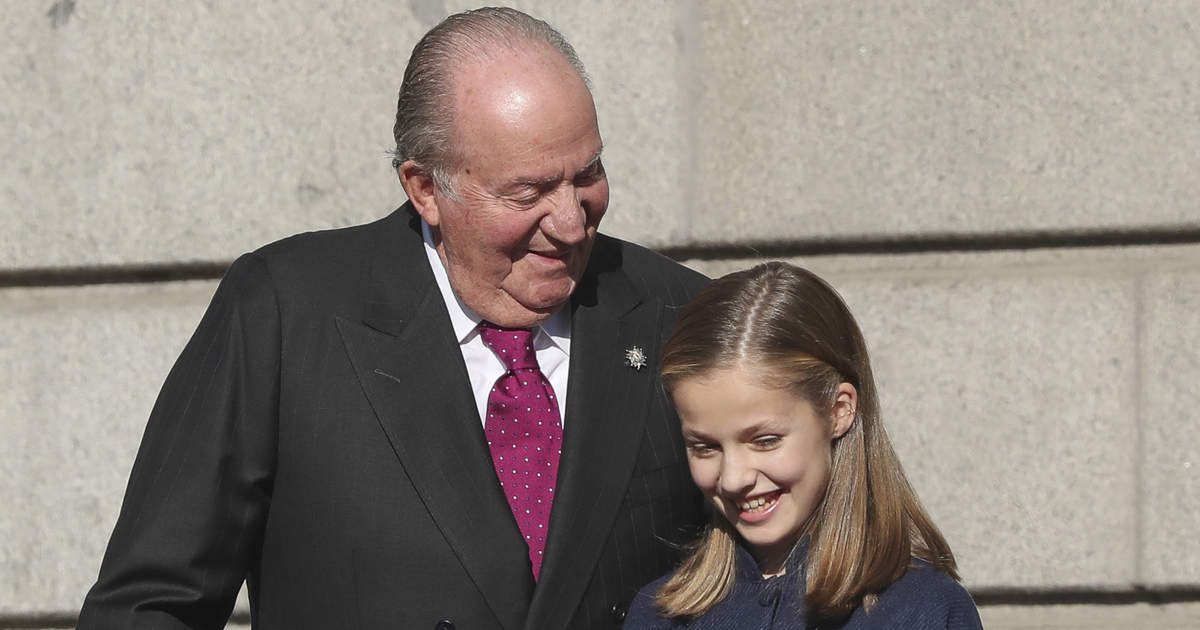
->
<box><xmin>831</xmin><ymin>382</ymin><xmax>858</xmax><ymax>439</ymax></box>
<box><xmin>398</xmin><ymin>160</ymin><xmax>441</xmax><ymax>227</ymax></box>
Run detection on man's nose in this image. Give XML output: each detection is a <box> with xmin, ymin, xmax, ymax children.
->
<box><xmin>541</xmin><ymin>186</ymin><xmax>586</xmax><ymax>244</ymax></box>
<box><xmin>718</xmin><ymin>452</ymin><xmax>757</xmax><ymax>497</ymax></box>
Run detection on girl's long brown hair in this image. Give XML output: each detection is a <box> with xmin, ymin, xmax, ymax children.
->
<box><xmin>656</xmin><ymin>262</ymin><xmax>958</xmax><ymax>620</ymax></box>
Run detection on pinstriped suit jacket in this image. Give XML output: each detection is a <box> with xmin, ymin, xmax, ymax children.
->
<box><xmin>78</xmin><ymin>206</ymin><xmax>707</xmax><ymax>630</ymax></box>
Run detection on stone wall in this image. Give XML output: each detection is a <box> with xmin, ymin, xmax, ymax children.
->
<box><xmin>3</xmin><ymin>1</ymin><xmax>1198</xmax><ymax>627</ymax></box>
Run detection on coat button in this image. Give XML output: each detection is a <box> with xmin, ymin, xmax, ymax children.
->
<box><xmin>609</xmin><ymin>603</ymin><xmax>627</xmax><ymax>622</ymax></box>
<box><xmin>434</xmin><ymin>619</ymin><xmax>455</xmax><ymax>630</ymax></box>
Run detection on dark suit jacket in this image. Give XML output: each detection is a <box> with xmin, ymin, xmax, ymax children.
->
<box><xmin>78</xmin><ymin>206</ymin><xmax>708</xmax><ymax>630</ymax></box>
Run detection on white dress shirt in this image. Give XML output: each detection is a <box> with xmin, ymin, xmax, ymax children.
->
<box><xmin>421</xmin><ymin>219</ymin><xmax>571</xmax><ymax>427</ymax></box>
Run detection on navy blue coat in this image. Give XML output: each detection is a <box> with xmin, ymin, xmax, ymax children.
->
<box><xmin>624</xmin><ymin>543</ymin><xmax>982</xmax><ymax>629</ymax></box>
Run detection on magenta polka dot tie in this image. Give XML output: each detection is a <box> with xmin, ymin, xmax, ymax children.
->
<box><xmin>478</xmin><ymin>322</ymin><xmax>563</xmax><ymax>581</ymax></box>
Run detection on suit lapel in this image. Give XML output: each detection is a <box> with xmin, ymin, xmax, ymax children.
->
<box><xmin>525</xmin><ymin>244</ymin><xmax>664</xmax><ymax>629</ymax></box>
<box><xmin>336</xmin><ymin>209</ymin><xmax>534</xmax><ymax>629</ymax></box>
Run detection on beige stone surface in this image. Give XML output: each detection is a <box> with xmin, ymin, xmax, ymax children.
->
<box><xmin>0</xmin><ymin>280</ymin><xmax>217</xmax><ymax>613</ymax></box>
<box><xmin>11</xmin><ymin>2</ymin><xmax>1200</xmax><ymax>270</ymax></box>
<box><xmin>3</xmin><ymin>1</ymin><xmax>421</xmax><ymax>268</ymax></box>
<box><xmin>1141</xmin><ymin>268</ymin><xmax>1200</xmax><ymax>585</ymax></box>
<box><xmin>1</xmin><ymin>0</ymin><xmax>690</xmax><ymax>269</ymax></box>
<box><xmin>692</xmin><ymin>1</ymin><xmax>1200</xmax><ymax>243</ymax></box>
<box><xmin>978</xmin><ymin>601</ymin><xmax>1200</xmax><ymax>629</ymax></box>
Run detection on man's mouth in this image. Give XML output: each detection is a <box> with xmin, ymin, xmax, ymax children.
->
<box><xmin>526</xmin><ymin>249</ymin><xmax>572</xmax><ymax>269</ymax></box>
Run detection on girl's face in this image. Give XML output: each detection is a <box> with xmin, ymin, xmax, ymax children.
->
<box><xmin>672</xmin><ymin>366</ymin><xmax>855</xmax><ymax>574</ymax></box>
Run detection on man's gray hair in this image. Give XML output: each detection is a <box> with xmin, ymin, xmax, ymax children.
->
<box><xmin>391</xmin><ymin>7</ymin><xmax>590</xmax><ymax>196</ymax></box>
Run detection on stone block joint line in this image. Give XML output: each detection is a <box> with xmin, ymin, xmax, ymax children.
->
<box><xmin>3</xmin><ymin>227</ymin><xmax>1200</xmax><ymax>289</ymax></box>
<box><xmin>3</xmin><ymin>589</ymin><xmax>1200</xmax><ymax>628</ymax></box>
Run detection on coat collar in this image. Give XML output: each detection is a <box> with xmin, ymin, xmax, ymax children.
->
<box><xmin>340</xmin><ymin>207</ymin><xmax>662</xmax><ymax>630</ymax></box>
<box><xmin>337</xmin><ymin>206</ymin><xmax>534</xmax><ymax>629</ymax></box>
<box><xmin>525</xmin><ymin>234</ymin><xmax>664</xmax><ymax>629</ymax></box>
<box><xmin>734</xmin><ymin>536</ymin><xmax>810</xmax><ymax>581</ymax></box>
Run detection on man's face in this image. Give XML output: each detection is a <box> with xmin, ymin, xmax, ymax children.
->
<box><xmin>421</xmin><ymin>47</ymin><xmax>609</xmax><ymax>328</ymax></box>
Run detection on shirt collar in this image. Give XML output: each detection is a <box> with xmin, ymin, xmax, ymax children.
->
<box><xmin>420</xmin><ymin>218</ymin><xmax>570</xmax><ymax>349</ymax></box>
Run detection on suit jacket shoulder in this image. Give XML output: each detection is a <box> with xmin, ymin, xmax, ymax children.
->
<box><xmin>80</xmin><ymin>205</ymin><xmax>710</xmax><ymax>630</ymax></box>
<box><xmin>246</xmin><ymin>210</ymin><xmax>425</xmax><ymax>310</ymax></box>
<box><xmin>579</xmin><ymin>233</ymin><xmax>708</xmax><ymax>311</ymax></box>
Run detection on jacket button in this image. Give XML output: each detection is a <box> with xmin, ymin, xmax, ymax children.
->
<box><xmin>434</xmin><ymin>619</ymin><xmax>455</xmax><ymax>630</ymax></box>
<box><xmin>609</xmin><ymin>603</ymin><xmax>627</xmax><ymax>622</ymax></box>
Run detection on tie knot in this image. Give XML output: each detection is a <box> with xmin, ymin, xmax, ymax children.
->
<box><xmin>479</xmin><ymin>323</ymin><xmax>538</xmax><ymax>370</ymax></box>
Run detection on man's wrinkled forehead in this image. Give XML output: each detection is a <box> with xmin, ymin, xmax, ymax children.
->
<box><xmin>445</xmin><ymin>44</ymin><xmax>598</xmax><ymax>165</ymax></box>
<box><xmin>448</xmin><ymin>40</ymin><xmax>590</xmax><ymax>106</ymax></box>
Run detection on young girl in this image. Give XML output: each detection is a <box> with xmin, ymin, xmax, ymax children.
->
<box><xmin>624</xmin><ymin>262</ymin><xmax>982</xmax><ymax>629</ymax></box>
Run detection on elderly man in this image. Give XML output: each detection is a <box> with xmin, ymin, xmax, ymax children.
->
<box><xmin>78</xmin><ymin>7</ymin><xmax>706</xmax><ymax>630</ymax></box>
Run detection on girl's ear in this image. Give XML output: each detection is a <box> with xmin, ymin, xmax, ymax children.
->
<box><xmin>831</xmin><ymin>382</ymin><xmax>858</xmax><ymax>439</ymax></box>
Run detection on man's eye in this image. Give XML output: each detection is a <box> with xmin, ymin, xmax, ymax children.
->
<box><xmin>575</xmin><ymin>163</ymin><xmax>605</xmax><ymax>185</ymax></box>
<box><xmin>507</xmin><ymin>193</ymin><xmax>541</xmax><ymax>207</ymax></box>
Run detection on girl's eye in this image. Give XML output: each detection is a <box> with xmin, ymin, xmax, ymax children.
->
<box><xmin>752</xmin><ymin>436</ymin><xmax>782</xmax><ymax>449</ymax></box>
<box><xmin>687</xmin><ymin>442</ymin><xmax>717</xmax><ymax>457</ymax></box>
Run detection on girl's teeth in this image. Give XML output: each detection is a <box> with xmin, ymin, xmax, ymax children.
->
<box><xmin>740</xmin><ymin>495</ymin><xmax>774</xmax><ymax>511</ymax></box>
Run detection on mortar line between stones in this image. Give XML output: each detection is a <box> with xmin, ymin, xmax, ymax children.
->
<box><xmin>0</xmin><ymin>262</ymin><xmax>231</xmax><ymax>289</ymax></box>
<box><xmin>5</xmin><ymin>588</ymin><xmax>1199</xmax><ymax>628</ymax></box>
<box><xmin>3</xmin><ymin>227</ymin><xmax>1200</xmax><ymax>289</ymax></box>
<box><xmin>661</xmin><ymin>227</ymin><xmax>1200</xmax><ymax>261</ymax></box>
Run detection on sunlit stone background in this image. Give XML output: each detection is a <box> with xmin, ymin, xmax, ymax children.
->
<box><xmin>3</xmin><ymin>1</ymin><xmax>1198</xmax><ymax>627</ymax></box>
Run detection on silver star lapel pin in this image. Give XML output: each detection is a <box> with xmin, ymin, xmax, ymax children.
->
<box><xmin>624</xmin><ymin>346</ymin><xmax>647</xmax><ymax>371</ymax></box>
